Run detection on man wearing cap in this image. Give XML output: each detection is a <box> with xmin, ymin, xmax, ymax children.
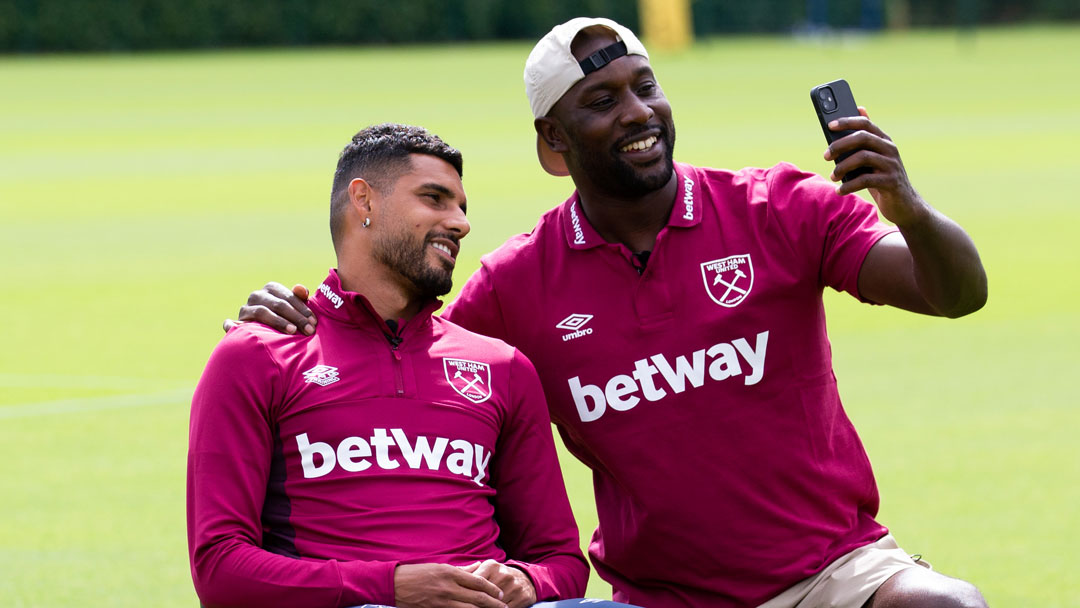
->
<box><xmin>233</xmin><ymin>18</ymin><xmax>989</xmax><ymax>608</ymax></box>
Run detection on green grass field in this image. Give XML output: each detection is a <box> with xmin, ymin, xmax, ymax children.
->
<box><xmin>2</xmin><ymin>24</ymin><xmax>1078</xmax><ymax>607</ymax></box>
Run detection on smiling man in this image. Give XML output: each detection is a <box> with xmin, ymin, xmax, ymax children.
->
<box><xmin>232</xmin><ymin>18</ymin><xmax>990</xmax><ymax>608</ymax></box>
<box><xmin>188</xmin><ymin>124</ymin><xmax>600</xmax><ymax>608</ymax></box>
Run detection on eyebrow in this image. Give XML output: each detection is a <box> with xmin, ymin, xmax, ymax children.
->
<box><xmin>418</xmin><ymin>183</ymin><xmax>455</xmax><ymax>197</ymax></box>
<box><xmin>419</xmin><ymin>182</ymin><xmax>467</xmax><ymax>212</ymax></box>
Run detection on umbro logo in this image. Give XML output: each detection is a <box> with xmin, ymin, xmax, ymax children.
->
<box><xmin>302</xmin><ymin>365</ymin><xmax>340</xmax><ymax>386</ymax></box>
<box><xmin>557</xmin><ymin>313</ymin><xmax>594</xmax><ymax>342</ymax></box>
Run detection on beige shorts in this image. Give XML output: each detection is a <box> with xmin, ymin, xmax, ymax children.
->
<box><xmin>757</xmin><ymin>534</ymin><xmax>922</xmax><ymax>608</ymax></box>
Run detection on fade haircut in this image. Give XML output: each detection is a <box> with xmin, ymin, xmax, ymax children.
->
<box><xmin>330</xmin><ymin>123</ymin><xmax>463</xmax><ymax>251</ymax></box>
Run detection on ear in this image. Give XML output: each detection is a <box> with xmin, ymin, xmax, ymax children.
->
<box><xmin>347</xmin><ymin>178</ymin><xmax>376</xmax><ymax>218</ymax></box>
<box><xmin>535</xmin><ymin>117</ymin><xmax>570</xmax><ymax>154</ymax></box>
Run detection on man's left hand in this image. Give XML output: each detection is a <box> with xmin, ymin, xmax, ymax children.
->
<box><xmin>460</xmin><ymin>560</ymin><xmax>537</xmax><ymax>608</ymax></box>
<box><xmin>824</xmin><ymin>108</ymin><xmax>930</xmax><ymax>229</ymax></box>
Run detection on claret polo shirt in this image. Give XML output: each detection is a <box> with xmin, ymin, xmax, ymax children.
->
<box><xmin>445</xmin><ymin>162</ymin><xmax>899</xmax><ymax>608</ymax></box>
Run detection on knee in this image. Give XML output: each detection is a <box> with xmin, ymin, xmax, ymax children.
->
<box><xmin>932</xmin><ymin>578</ymin><xmax>988</xmax><ymax>608</ymax></box>
<box><xmin>869</xmin><ymin>567</ymin><xmax>989</xmax><ymax>608</ymax></box>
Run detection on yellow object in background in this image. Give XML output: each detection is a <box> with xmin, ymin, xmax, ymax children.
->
<box><xmin>639</xmin><ymin>0</ymin><xmax>694</xmax><ymax>50</ymax></box>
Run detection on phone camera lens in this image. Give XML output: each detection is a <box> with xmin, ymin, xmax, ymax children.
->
<box><xmin>819</xmin><ymin>87</ymin><xmax>838</xmax><ymax>113</ymax></box>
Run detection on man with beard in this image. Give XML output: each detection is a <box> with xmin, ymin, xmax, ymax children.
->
<box><xmin>232</xmin><ymin>19</ymin><xmax>989</xmax><ymax>608</ymax></box>
<box><xmin>189</xmin><ymin>123</ymin><xmax>609</xmax><ymax>608</ymax></box>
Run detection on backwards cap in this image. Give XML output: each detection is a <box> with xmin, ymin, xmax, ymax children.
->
<box><xmin>524</xmin><ymin>17</ymin><xmax>649</xmax><ymax>176</ymax></box>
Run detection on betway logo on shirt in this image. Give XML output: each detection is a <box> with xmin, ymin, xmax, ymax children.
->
<box><xmin>297</xmin><ymin>429</ymin><xmax>491</xmax><ymax>486</ymax></box>
<box><xmin>568</xmin><ymin>330</ymin><xmax>769</xmax><ymax>422</ymax></box>
<box><xmin>681</xmin><ymin>173</ymin><xmax>695</xmax><ymax>220</ymax></box>
<box><xmin>317</xmin><ymin>282</ymin><xmax>343</xmax><ymax>309</ymax></box>
<box><xmin>569</xmin><ymin>201</ymin><xmax>586</xmax><ymax>245</ymax></box>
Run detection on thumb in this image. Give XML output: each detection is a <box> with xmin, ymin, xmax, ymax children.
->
<box><xmin>292</xmin><ymin>284</ymin><xmax>310</xmax><ymax>302</ymax></box>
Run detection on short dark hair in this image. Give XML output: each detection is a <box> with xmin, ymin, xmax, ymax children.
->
<box><xmin>330</xmin><ymin>123</ymin><xmax>463</xmax><ymax>251</ymax></box>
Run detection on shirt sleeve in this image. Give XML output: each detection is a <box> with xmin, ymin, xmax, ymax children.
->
<box><xmin>488</xmin><ymin>350</ymin><xmax>590</xmax><ymax>600</ymax></box>
<box><xmin>768</xmin><ymin>163</ymin><xmax>898</xmax><ymax>301</ymax></box>
<box><xmin>443</xmin><ymin>262</ymin><xmax>511</xmax><ymax>343</ymax></box>
<box><xmin>187</xmin><ymin>329</ymin><xmax>398</xmax><ymax>608</ymax></box>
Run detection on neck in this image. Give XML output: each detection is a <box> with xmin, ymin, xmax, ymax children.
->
<box><xmin>338</xmin><ymin>262</ymin><xmax>424</xmax><ymax>323</ymax></box>
<box><xmin>575</xmin><ymin>170</ymin><xmax>678</xmax><ymax>253</ymax></box>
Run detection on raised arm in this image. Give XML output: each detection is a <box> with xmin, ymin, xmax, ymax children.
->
<box><xmin>825</xmin><ymin>110</ymin><xmax>987</xmax><ymax>317</ymax></box>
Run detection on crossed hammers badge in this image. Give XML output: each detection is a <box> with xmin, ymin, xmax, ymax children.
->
<box><xmin>443</xmin><ymin>358</ymin><xmax>493</xmax><ymax>404</ymax></box>
<box><xmin>700</xmin><ymin>254</ymin><xmax>755</xmax><ymax>308</ymax></box>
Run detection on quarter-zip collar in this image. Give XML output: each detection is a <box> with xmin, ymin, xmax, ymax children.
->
<box><xmin>308</xmin><ymin>269</ymin><xmax>441</xmax><ymax>343</ymax></box>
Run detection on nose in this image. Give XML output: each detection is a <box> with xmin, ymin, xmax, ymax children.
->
<box><xmin>621</xmin><ymin>90</ymin><xmax>654</xmax><ymax>126</ymax></box>
<box><xmin>445</xmin><ymin>204</ymin><xmax>470</xmax><ymax>239</ymax></box>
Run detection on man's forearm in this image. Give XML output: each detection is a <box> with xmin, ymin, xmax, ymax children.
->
<box><xmin>191</xmin><ymin>536</ymin><xmax>398</xmax><ymax>608</ymax></box>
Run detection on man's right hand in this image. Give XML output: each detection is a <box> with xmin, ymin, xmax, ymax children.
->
<box><xmin>394</xmin><ymin>563</ymin><xmax>508</xmax><ymax>608</ymax></box>
<box><xmin>222</xmin><ymin>282</ymin><xmax>317</xmax><ymax>335</ymax></box>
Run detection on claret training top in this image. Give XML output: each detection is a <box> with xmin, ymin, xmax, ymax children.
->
<box><xmin>445</xmin><ymin>162</ymin><xmax>899</xmax><ymax>607</ymax></box>
<box><xmin>188</xmin><ymin>270</ymin><xmax>587</xmax><ymax>608</ymax></box>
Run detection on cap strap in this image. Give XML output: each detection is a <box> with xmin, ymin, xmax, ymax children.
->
<box><xmin>578</xmin><ymin>40</ymin><xmax>628</xmax><ymax>75</ymax></box>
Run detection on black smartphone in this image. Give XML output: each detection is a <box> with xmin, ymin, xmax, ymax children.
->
<box><xmin>810</xmin><ymin>79</ymin><xmax>869</xmax><ymax>182</ymax></box>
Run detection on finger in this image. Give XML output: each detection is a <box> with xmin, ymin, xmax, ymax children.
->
<box><xmin>473</xmin><ymin>559</ymin><xmax>503</xmax><ymax>581</ymax></box>
<box><xmin>223</xmin><ymin>319</ymin><xmax>239</xmax><ymax>333</ymax></box>
<box><xmin>826</xmin><ymin>132</ymin><xmax>898</xmax><ymax>170</ymax></box>
<box><xmin>832</xmin><ymin>144</ymin><xmax>904</xmax><ymax>186</ymax></box>
<box><xmin>858</xmin><ymin>105</ymin><xmax>869</xmax><ymax>118</ymax></box>
<box><xmin>246</xmin><ymin>290</ymin><xmax>315</xmax><ymax>335</ymax></box>
<box><xmin>829</xmin><ymin>115</ymin><xmax>890</xmax><ymax>141</ymax></box>
<box><xmin>454</xmin><ymin>569</ymin><xmax>506</xmax><ymax>602</ymax></box>
<box><xmin>253</xmin><ymin>282</ymin><xmax>291</xmax><ymax>304</ymax></box>
<box><xmin>266</xmin><ymin>282</ymin><xmax>314</xmax><ymax>320</ymax></box>
<box><xmin>458</xmin><ymin>561</ymin><xmax>482</xmax><ymax>573</ymax></box>
<box><xmin>240</xmin><ymin>305</ymin><xmax>299</xmax><ymax>334</ymax></box>
<box><xmin>836</xmin><ymin>169</ymin><xmax>896</xmax><ymax>197</ymax></box>
<box><xmin>833</xmin><ymin>161</ymin><xmax>891</xmax><ymax>195</ymax></box>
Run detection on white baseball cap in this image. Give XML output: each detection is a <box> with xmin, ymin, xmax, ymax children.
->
<box><xmin>524</xmin><ymin>17</ymin><xmax>649</xmax><ymax>176</ymax></box>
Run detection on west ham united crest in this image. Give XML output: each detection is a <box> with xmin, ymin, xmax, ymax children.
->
<box><xmin>700</xmin><ymin>254</ymin><xmax>754</xmax><ymax>307</ymax></box>
<box><xmin>443</xmin><ymin>358</ymin><xmax>492</xmax><ymax>404</ymax></box>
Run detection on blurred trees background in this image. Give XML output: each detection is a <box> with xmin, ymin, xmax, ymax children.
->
<box><xmin>1</xmin><ymin>0</ymin><xmax>1077</xmax><ymax>52</ymax></box>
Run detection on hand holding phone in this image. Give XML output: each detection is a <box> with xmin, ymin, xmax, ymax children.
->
<box><xmin>810</xmin><ymin>79</ymin><xmax>870</xmax><ymax>182</ymax></box>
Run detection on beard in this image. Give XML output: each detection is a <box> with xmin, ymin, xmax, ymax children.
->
<box><xmin>573</xmin><ymin>121</ymin><xmax>676</xmax><ymax>199</ymax></box>
<box><xmin>372</xmin><ymin>228</ymin><xmax>455</xmax><ymax>299</ymax></box>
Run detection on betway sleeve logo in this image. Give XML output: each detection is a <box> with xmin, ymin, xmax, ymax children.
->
<box><xmin>297</xmin><ymin>429</ymin><xmax>492</xmax><ymax>486</ymax></box>
<box><xmin>568</xmin><ymin>330</ymin><xmax>769</xmax><ymax>422</ymax></box>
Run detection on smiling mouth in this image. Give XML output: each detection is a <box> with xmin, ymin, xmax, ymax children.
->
<box><xmin>620</xmin><ymin>135</ymin><xmax>658</xmax><ymax>153</ymax></box>
<box><xmin>430</xmin><ymin>242</ymin><xmax>455</xmax><ymax>260</ymax></box>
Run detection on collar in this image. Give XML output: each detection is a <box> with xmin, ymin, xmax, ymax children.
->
<box><xmin>560</xmin><ymin>162</ymin><xmax>702</xmax><ymax>250</ymax></box>
<box><xmin>308</xmin><ymin>269</ymin><xmax>441</xmax><ymax>338</ymax></box>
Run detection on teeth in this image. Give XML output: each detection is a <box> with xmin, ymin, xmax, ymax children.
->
<box><xmin>431</xmin><ymin>242</ymin><xmax>452</xmax><ymax>257</ymax></box>
<box><xmin>621</xmin><ymin>136</ymin><xmax>657</xmax><ymax>153</ymax></box>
